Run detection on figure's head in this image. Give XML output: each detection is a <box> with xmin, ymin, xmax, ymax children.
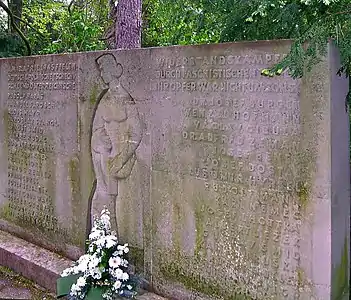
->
<box><xmin>96</xmin><ymin>53</ymin><xmax>123</xmax><ymax>85</ymax></box>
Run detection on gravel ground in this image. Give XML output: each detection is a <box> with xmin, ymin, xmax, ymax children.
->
<box><xmin>0</xmin><ymin>266</ymin><xmax>55</xmax><ymax>300</ymax></box>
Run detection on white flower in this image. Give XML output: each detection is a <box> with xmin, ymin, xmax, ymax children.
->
<box><xmin>113</xmin><ymin>280</ymin><xmax>122</xmax><ymax>289</ymax></box>
<box><xmin>120</xmin><ymin>259</ymin><xmax>128</xmax><ymax>267</ymax></box>
<box><xmin>114</xmin><ymin>250</ymin><xmax>124</xmax><ymax>256</ymax></box>
<box><xmin>61</xmin><ymin>268</ymin><xmax>72</xmax><ymax>277</ymax></box>
<box><xmin>114</xmin><ymin>268</ymin><xmax>123</xmax><ymax>279</ymax></box>
<box><xmin>76</xmin><ymin>276</ymin><xmax>86</xmax><ymax>287</ymax></box>
<box><xmin>88</xmin><ymin>255</ymin><xmax>100</xmax><ymax>269</ymax></box>
<box><xmin>91</xmin><ymin>268</ymin><xmax>102</xmax><ymax>279</ymax></box>
<box><xmin>117</xmin><ymin>243</ymin><xmax>129</xmax><ymax>252</ymax></box>
<box><xmin>123</xmin><ymin>244</ymin><xmax>129</xmax><ymax>253</ymax></box>
<box><xmin>101</xmin><ymin>213</ymin><xmax>110</xmax><ymax>225</ymax></box>
<box><xmin>109</xmin><ymin>256</ymin><xmax>122</xmax><ymax>268</ymax></box>
<box><xmin>127</xmin><ymin>285</ymin><xmax>132</xmax><ymax>290</ymax></box>
<box><xmin>105</xmin><ymin>236</ymin><xmax>117</xmax><ymax>248</ymax></box>
<box><xmin>101</xmin><ymin>207</ymin><xmax>110</xmax><ymax>215</ymax></box>
<box><xmin>70</xmin><ymin>283</ymin><xmax>80</xmax><ymax>293</ymax></box>
<box><xmin>78</xmin><ymin>254</ymin><xmax>90</xmax><ymax>264</ymax></box>
<box><xmin>121</xmin><ymin>272</ymin><xmax>129</xmax><ymax>281</ymax></box>
<box><xmin>89</xmin><ymin>229</ymin><xmax>104</xmax><ymax>240</ymax></box>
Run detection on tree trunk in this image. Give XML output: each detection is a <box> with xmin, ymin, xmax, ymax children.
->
<box><xmin>8</xmin><ymin>0</ymin><xmax>22</xmax><ymax>32</ymax></box>
<box><xmin>115</xmin><ymin>0</ymin><xmax>142</xmax><ymax>49</ymax></box>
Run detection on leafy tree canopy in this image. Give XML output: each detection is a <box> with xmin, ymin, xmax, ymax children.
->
<box><xmin>1</xmin><ymin>0</ymin><xmax>350</xmax><ymax>80</ymax></box>
<box><xmin>144</xmin><ymin>0</ymin><xmax>349</xmax><ymax>78</ymax></box>
<box><xmin>0</xmin><ymin>0</ymin><xmax>110</xmax><ymax>56</ymax></box>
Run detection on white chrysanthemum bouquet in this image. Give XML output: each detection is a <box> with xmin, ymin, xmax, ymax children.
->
<box><xmin>57</xmin><ymin>208</ymin><xmax>137</xmax><ymax>299</ymax></box>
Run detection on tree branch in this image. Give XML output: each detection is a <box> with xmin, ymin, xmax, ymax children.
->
<box><xmin>13</xmin><ymin>15</ymin><xmax>45</xmax><ymax>38</ymax></box>
<box><xmin>0</xmin><ymin>0</ymin><xmax>31</xmax><ymax>55</ymax></box>
<box><xmin>327</xmin><ymin>9</ymin><xmax>351</xmax><ymax>16</ymax></box>
<box><xmin>100</xmin><ymin>30</ymin><xmax>115</xmax><ymax>40</ymax></box>
<box><xmin>68</xmin><ymin>0</ymin><xmax>75</xmax><ymax>15</ymax></box>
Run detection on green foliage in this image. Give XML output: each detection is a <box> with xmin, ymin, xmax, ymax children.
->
<box><xmin>143</xmin><ymin>0</ymin><xmax>351</xmax><ymax>79</ymax></box>
<box><xmin>1</xmin><ymin>0</ymin><xmax>350</xmax><ymax>81</ymax></box>
<box><xmin>0</xmin><ymin>0</ymin><xmax>110</xmax><ymax>56</ymax></box>
<box><xmin>37</xmin><ymin>0</ymin><xmax>110</xmax><ymax>54</ymax></box>
<box><xmin>242</xmin><ymin>0</ymin><xmax>349</xmax><ymax>78</ymax></box>
<box><xmin>142</xmin><ymin>0</ymin><xmax>222</xmax><ymax>47</ymax></box>
<box><xmin>0</xmin><ymin>32</ymin><xmax>25</xmax><ymax>57</ymax></box>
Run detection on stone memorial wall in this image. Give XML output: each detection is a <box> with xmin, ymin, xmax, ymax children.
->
<box><xmin>0</xmin><ymin>41</ymin><xmax>349</xmax><ymax>300</ymax></box>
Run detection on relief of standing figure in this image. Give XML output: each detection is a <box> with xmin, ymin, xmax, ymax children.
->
<box><xmin>91</xmin><ymin>53</ymin><xmax>143</xmax><ymax>238</ymax></box>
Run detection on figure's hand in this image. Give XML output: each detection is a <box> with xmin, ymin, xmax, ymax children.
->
<box><xmin>92</xmin><ymin>132</ymin><xmax>112</xmax><ymax>153</ymax></box>
<box><xmin>100</xmin><ymin>134</ymin><xmax>112</xmax><ymax>150</ymax></box>
<box><xmin>108</xmin><ymin>155</ymin><xmax>124</xmax><ymax>176</ymax></box>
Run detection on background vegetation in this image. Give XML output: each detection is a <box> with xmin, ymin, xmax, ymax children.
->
<box><xmin>0</xmin><ymin>0</ymin><xmax>350</xmax><ymax>79</ymax></box>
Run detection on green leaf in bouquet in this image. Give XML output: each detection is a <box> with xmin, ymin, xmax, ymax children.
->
<box><xmin>86</xmin><ymin>286</ymin><xmax>104</xmax><ymax>300</ymax></box>
<box><xmin>56</xmin><ymin>273</ymin><xmax>81</xmax><ymax>298</ymax></box>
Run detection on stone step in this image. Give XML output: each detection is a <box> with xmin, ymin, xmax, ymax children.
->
<box><xmin>0</xmin><ymin>231</ymin><xmax>167</xmax><ymax>300</ymax></box>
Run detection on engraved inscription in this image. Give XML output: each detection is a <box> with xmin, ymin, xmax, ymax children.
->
<box><xmin>4</xmin><ymin>60</ymin><xmax>77</xmax><ymax>235</ymax></box>
<box><xmin>152</xmin><ymin>50</ymin><xmax>315</xmax><ymax>299</ymax></box>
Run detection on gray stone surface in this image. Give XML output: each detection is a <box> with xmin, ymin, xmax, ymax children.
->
<box><xmin>0</xmin><ymin>229</ymin><xmax>72</xmax><ymax>292</ymax></box>
<box><xmin>0</xmin><ymin>278</ymin><xmax>33</xmax><ymax>300</ymax></box>
<box><xmin>136</xmin><ymin>292</ymin><xmax>167</xmax><ymax>300</ymax></box>
<box><xmin>0</xmin><ymin>280</ymin><xmax>32</xmax><ymax>300</ymax></box>
<box><xmin>0</xmin><ymin>41</ymin><xmax>349</xmax><ymax>300</ymax></box>
<box><xmin>0</xmin><ymin>265</ymin><xmax>55</xmax><ymax>300</ymax></box>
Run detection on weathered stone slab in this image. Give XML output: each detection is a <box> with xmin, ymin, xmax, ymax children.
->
<box><xmin>0</xmin><ymin>55</ymin><xmax>83</xmax><ymax>260</ymax></box>
<box><xmin>0</xmin><ymin>41</ymin><xmax>349</xmax><ymax>300</ymax></box>
<box><xmin>147</xmin><ymin>41</ymin><xmax>350</xmax><ymax>300</ymax></box>
<box><xmin>0</xmin><ymin>230</ymin><xmax>72</xmax><ymax>292</ymax></box>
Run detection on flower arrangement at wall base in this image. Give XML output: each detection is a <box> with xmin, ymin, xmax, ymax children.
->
<box><xmin>57</xmin><ymin>208</ymin><xmax>137</xmax><ymax>299</ymax></box>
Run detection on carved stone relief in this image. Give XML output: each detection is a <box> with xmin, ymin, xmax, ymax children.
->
<box><xmin>91</xmin><ymin>53</ymin><xmax>143</xmax><ymax>237</ymax></box>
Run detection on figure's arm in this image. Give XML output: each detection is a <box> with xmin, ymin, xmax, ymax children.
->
<box><xmin>91</xmin><ymin>110</ymin><xmax>112</xmax><ymax>154</ymax></box>
<box><xmin>109</xmin><ymin>104</ymin><xmax>143</xmax><ymax>175</ymax></box>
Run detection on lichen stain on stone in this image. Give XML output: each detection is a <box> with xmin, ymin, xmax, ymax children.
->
<box><xmin>68</xmin><ymin>156</ymin><xmax>80</xmax><ymax>197</ymax></box>
<box><xmin>3</xmin><ymin>109</ymin><xmax>15</xmax><ymax>150</ymax></box>
<box><xmin>297</xmin><ymin>181</ymin><xmax>309</xmax><ymax>210</ymax></box>
<box><xmin>269</xmin><ymin>135</ymin><xmax>315</xmax><ymax>212</ymax></box>
<box><xmin>159</xmin><ymin>260</ymin><xmax>253</xmax><ymax>300</ymax></box>
<box><xmin>68</xmin><ymin>155</ymin><xmax>84</xmax><ymax>245</ymax></box>
<box><xmin>297</xmin><ymin>267</ymin><xmax>304</xmax><ymax>287</ymax></box>
<box><xmin>172</xmin><ymin>202</ymin><xmax>182</xmax><ymax>255</ymax></box>
<box><xmin>194</xmin><ymin>203</ymin><xmax>205</xmax><ymax>259</ymax></box>
<box><xmin>128</xmin><ymin>246</ymin><xmax>144</xmax><ymax>274</ymax></box>
<box><xmin>89</xmin><ymin>84</ymin><xmax>99</xmax><ymax>105</ymax></box>
<box><xmin>0</xmin><ymin>203</ymin><xmax>12</xmax><ymax>220</ymax></box>
<box><xmin>332</xmin><ymin>237</ymin><xmax>349</xmax><ymax>300</ymax></box>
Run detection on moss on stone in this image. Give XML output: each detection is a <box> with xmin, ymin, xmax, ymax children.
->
<box><xmin>194</xmin><ymin>204</ymin><xmax>205</xmax><ymax>259</ymax></box>
<box><xmin>297</xmin><ymin>181</ymin><xmax>309</xmax><ymax>210</ymax></box>
<box><xmin>159</xmin><ymin>261</ymin><xmax>253</xmax><ymax>300</ymax></box>
<box><xmin>0</xmin><ymin>266</ymin><xmax>55</xmax><ymax>300</ymax></box>
<box><xmin>128</xmin><ymin>246</ymin><xmax>144</xmax><ymax>274</ymax></box>
<box><xmin>68</xmin><ymin>156</ymin><xmax>80</xmax><ymax>196</ymax></box>
<box><xmin>89</xmin><ymin>84</ymin><xmax>99</xmax><ymax>105</ymax></box>
<box><xmin>0</xmin><ymin>203</ymin><xmax>12</xmax><ymax>219</ymax></box>
<box><xmin>172</xmin><ymin>202</ymin><xmax>182</xmax><ymax>255</ymax></box>
<box><xmin>68</xmin><ymin>155</ymin><xmax>83</xmax><ymax>245</ymax></box>
<box><xmin>332</xmin><ymin>237</ymin><xmax>349</xmax><ymax>300</ymax></box>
